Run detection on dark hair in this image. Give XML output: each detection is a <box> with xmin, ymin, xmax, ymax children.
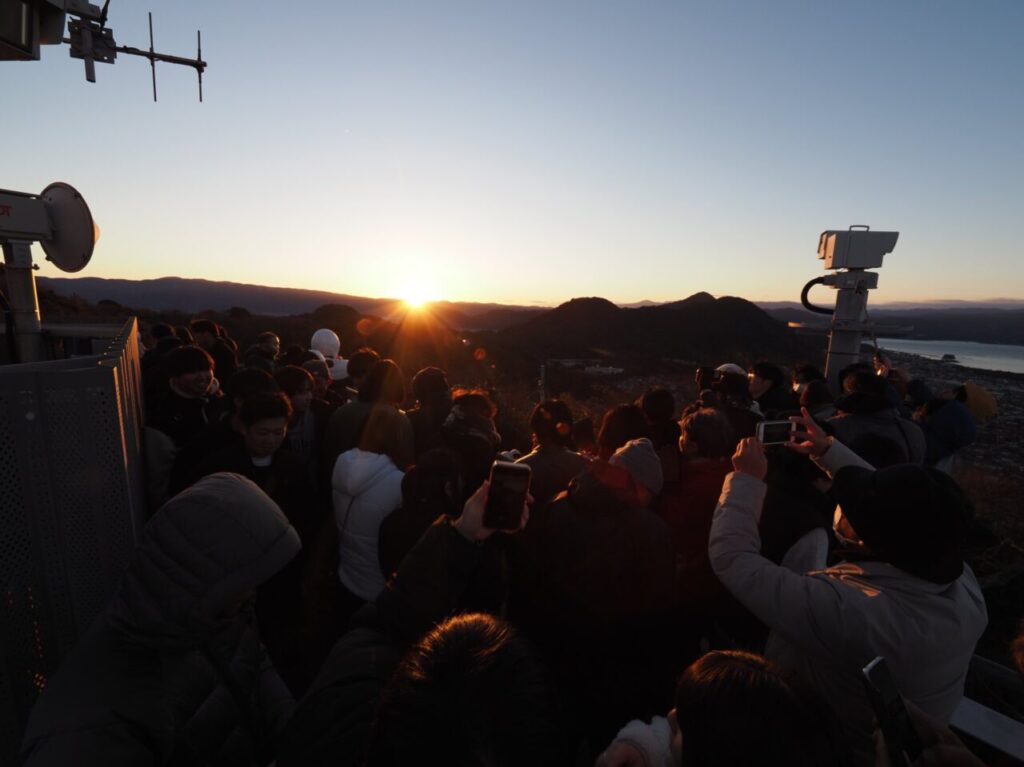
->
<box><xmin>679</xmin><ymin>408</ymin><xmax>734</xmax><ymax>460</ymax></box>
<box><xmin>257</xmin><ymin>331</ymin><xmax>279</xmax><ymax>345</ymax></box>
<box><xmin>639</xmin><ymin>387</ymin><xmax>676</xmax><ymax>424</ymax></box>
<box><xmin>347</xmin><ymin>347</ymin><xmax>381</xmax><ymax>381</ymax></box>
<box><xmin>675</xmin><ymin>651</ymin><xmax>841</xmax><ymax>767</ymax></box>
<box><xmin>800</xmin><ymin>379</ymin><xmax>834</xmax><ymax>409</ymax></box>
<box><xmin>450</xmin><ymin>389</ymin><xmax>498</xmax><ymax>419</ymax></box>
<box><xmin>750</xmin><ymin>361</ymin><xmax>786</xmax><ymax>389</ymax></box>
<box><xmin>838</xmin><ymin>362</ymin><xmax>874</xmax><ymax>392</ymax></box>
<box><xmin>275</xmin><ymin>365</ymin><xmax>315</xmax><ymax>397</ymax></box>
<box><xmin>359</xmin><ymin>359</ymin><xmax>406</xmax><ymax>405</ymax></box>
<box><xmin>847</xmin><ymin>370</ymin><xmax>886</xmax><ymax>397</ymax></box>
<box><xmin>164</xmin><ymin>345</ymin><xmax>213</xmax><ymax>377</ymax></box>
<box><xmin>189</xmin><ymin>319</ymin><xmax>218</xmax><ymax>336</ymax></box>
<box><xmin>240</xmin><ymin>391</ymin><xmax>292</xmax><ymax>426</ymax></box>
<box><xmin>281</xmin><ymin>344</ymin><xmax>307</xmax><ymax>368</ymax></box>
<box><xmin>401</xmin><ymin>447</ymin><xmax>461</xmax><ymax>514</ymax></box>
<box><xmin>368</xmin><ymin>614</ymin><xmax>560</xmax><ymax>767</ymax></box>
<box><xmin>793</xmin><ymin>363</ymin><xmax>825</xmax><ymax>384</ymax></box>
<box><xmin>224</xmin><ymin>368</ymin><xmax>278</xmax><ymax>407</ymax></box>
<box><xmin>150</xmin><ymin>323</ymin><xmax>175</xmax><ymax>341</ymax></box>
<box><xmin>597</xmin><ymin>404</ymin><xmax>650</xmax><ymax>458</ymax></box>
<box><xmin>412</xmin><ymin>367</ymin><xmax>451</xmax><ymax>406</ymax></box>
<box><xmin>529</xmin><ymin>399</ymin><xmax>574</xmax><ymax>448</ymax></box>
<box><xmin>175</xmin><ymin>326</ymin><xmax>195</xmax><ymax>345</ymax></box>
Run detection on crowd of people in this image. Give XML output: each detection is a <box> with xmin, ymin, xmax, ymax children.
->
<box><xmin>19</xmin><ymin>318</ymin><xmax>1009</xmax><ymax>766</ymax></box>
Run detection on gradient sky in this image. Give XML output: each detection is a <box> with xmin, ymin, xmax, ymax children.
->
<box><xmin>5</xmin><ymin>1</ymin><xmax>1023</xmax><ymax>306</ymax></box>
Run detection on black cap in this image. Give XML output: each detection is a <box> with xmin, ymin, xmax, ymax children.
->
<box><xmin>830</xmin><ymin>464</ymin><xmax>972</xmax><ymax>584</ymax></box>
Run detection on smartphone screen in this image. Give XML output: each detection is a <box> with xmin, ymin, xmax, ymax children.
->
<box><xmin>862</xmin><ymin>657</ymin><xmax>924</xmax><ymax>766</ymax></box>
<box><xmin>757</xmin><ymin>420</ymin><xmax>794</xmax><ymax>445</ymax></box>
<box><xmin>482</xmin><ymin>462</ymin><xmax>531</xmax><ymax>531</ymax></box>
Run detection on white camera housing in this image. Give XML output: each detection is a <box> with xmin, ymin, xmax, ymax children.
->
<box><xmin>818</xmin><ymin>227</ymin><xmax>899</xmax><ymax>270</ymax></box>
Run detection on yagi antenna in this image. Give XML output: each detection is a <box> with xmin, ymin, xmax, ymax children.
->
<box><xmin>63</xmin><ymin>6</ymin><xmax>207</xmax><ymax>102</ymax></box>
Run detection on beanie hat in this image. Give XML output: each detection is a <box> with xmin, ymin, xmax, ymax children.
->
<box><xmin>608</xmin><ymin>438</ymin><xmax>664</xmax><ymax>496</ymax></box>
<box><xmin>830</xmin><ymin>464</ymin><xmax>972</xmax><ymax>583</ymax></box>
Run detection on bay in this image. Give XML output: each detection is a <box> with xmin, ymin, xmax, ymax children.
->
<box><xmin>876</xmin><ymin>338</ymin><xmax>1024</xmax><ymax>375</ymax></box>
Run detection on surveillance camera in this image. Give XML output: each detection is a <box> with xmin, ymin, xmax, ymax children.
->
<box><xmin>817</xmin><ymin>227</ymin><xmax>898</xmax><ymax>270</ymax></box>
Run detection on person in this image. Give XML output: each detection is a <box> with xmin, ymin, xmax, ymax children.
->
<box><xmin>148</xmin><ymin>345</ymin><xmax>219</xmax><ymax>448</ymax></box>
<box><xmin>303</xmin><ymin>357</ymin><xmax>347</xmax><ymax>409</ymax></box>
<box><xmin>914</xmin><ymin>385</ymin><xmax>978</xmax><ymax>471</ymax></box>
<box><xmin>342</xmin><ymin>347</ymin><xmax>381</xmax><ymax>397</ymax></box>
<box><xmin>510</xmin><ymin>438</ymin><xmax>676</xmax><ymax>758</ymax></box>
<box><xmin>708</xmin><ymin>409</ymin><xmax>987</xmax><ymax>766</ymax></box>
<box><xmin>800</xmin><ymin>378</ymin><xmax>837</xmax><ymax>421</ymax></box>
<box><xmin>275</xmin><ymin>364</ymin><xmax>331</xmax><ymax>481</ymax></box>
<box><xmin>333</xmin><ymin>405</ymin><xmax>407</xmax><ymax>605</ymax></box>
<box><xmin>277</xmin><ymin>479</ymin><xmax>563</xmax><ymax>767</ymax></box>
<box><xmin>748</xmin><ymin>360</ymin><xmax>798</xmax><ymax>416</ymax></box>
<box><xmin>310</xmin><ymin>328</ymin><xmax>349</xmax><ymax>382</ymax></box>
<box><xmin>322</xmin><ymin>359</ymin><xmax>414</xmax><ymax>478</ymax></box>
<box><xmin>190</xmin><ymin>318</ymin><xmax>238</xmax><ymax>382</ymax></box>
<box><xmin>640</xmin><ymin>387</ymin><xmax>682</xmax><ymax>489</ymax></box>
<box><xmin>596</xmin><ymin>650</ymin><xmax>845</xmax><ymax>767</ymax></box>
<box><xmin>829</xmin><ymin>370</ymin><xmax>926</xmax><ymax>464</ymax></box>
<box><xmin>20</xmin><ymin>474</ymin><xmax>300</xmax><ymax>766</ymax></box>
<box><xmin>659</xmin><ymin>408</ymin><xmax>735</xmax><ymax>622</ymax></box>
<box><xmin>243</xmin><ymin>331</ymin><xmax>281</xmax><ymax>372</ymax></box>
<box><xmin>169</xmin><ymin>367</ymin><xmax>280</xmax><ymax>495</ymax></box>
<box><xmin>405</xmin><ymin>366</ymin><xmax>453</xmax><ymax>457</ymax></box>
<box><xmin>792</xmin><ymin>362</ymin><xmax>825</xmax><ymax>396</ymax></box>
<box><xmin>684</xmin><ymin>363</ymin><xmax>761</xmax><ymax>446</ymax></box>
<box><xmin>377</xmin><ymin>447</ymin><xmax>463</xmax><ymax>579</ymax></box>
<box><xmin>596</xmin><ymin>403</ymin><xmax>651</xmax><ymax>459</ymax></box>
<box><xmin>515</xmin><ymin>399</ymin><xmax>585</xmax><ymax>514</ymax></box>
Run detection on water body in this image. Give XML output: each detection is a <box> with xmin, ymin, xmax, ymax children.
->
<box><xmin>876</xmin><ymin>338</ymin><xmax>1024</xmax><ymax>375</ymax></box>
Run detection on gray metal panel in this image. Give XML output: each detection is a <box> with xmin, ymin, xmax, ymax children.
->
<box><xmin>0</xmin><ymin>318</ymin><xmax>144</xmax><ymax>762</ymax></box>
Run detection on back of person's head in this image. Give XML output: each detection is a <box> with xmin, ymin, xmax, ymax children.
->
<box><xmin>224</xmin><ymin>367</ymin><xmax>278</xmax><ymax>410</ymax></box>
<box><xmin>411</xmin><ymin>366</ymin><xmax>452</xmax><ymax>408</ymax></box>
<box><xmin>679</xmin><ymin>408</ymin><xmax>734</xmax><ymax>460</ymax></box>
<box><xmin>444</xmin><ymin>390</ymin><xmax>501</xmax><ymax>494</ymax></box>
<box><xmin>750</xmin><ymin>361</ymin><xmax>786</xmax><ymax>390</ymax></box>
<box><xmin>175</xmin><ymin>325</ymin><xmax>195</xmax><ymax>345</ymax></box>
<box><xmin>712</xmin><ymin>364</ymin><xmax>750</xmax><ymax>401</ymax></box>
<box><xmin>189</xmin><ymin>318</ymin><xmax>217</xmax><ymax>337</ymax></box>
<box><xmin>793</xmin><ymin>363</ymin><xmax>825</xmax><ymax>385</ymax></box>
<box><xmin>675</xmin><ymin>651</ymin><xmax>842</xmax><ymax>767</ymax></box>
<box><xmin>240</xmin><ymin>391</ymin><xmax>292</xmax><ymax>427</ymax></box>
<box><xmin>571</xmin><ymin>417</ymin><xmax>596</xmax><ymax>454</ymax></box>
<box><xmin>639</xmin><ymin>387</ymin><xmax>676</xmax><ymax>425</ymax></box>
<box><xmin>529</xmin><ymin>399</ymin><xmax>574</xmax><ymax>448</ymax></box>
<box><xmin>359</xmin><ymin>404</ymin><xmax>410</xmax><ymax>466</ymax></box>
<box><xmin>150</xmin><ymin>322</ymin><xmax>175</xmax><ymax>342</ymax></box>
<box><xmin>347</xmin><ymin>347</ymin><xmax>381</xmax><ymax>382</ymax></box>
<box><xmin>359</xmin><ymin>359</ymin><xmax>406</xmax><ymax>405</ymax></box>
<box><xmin>275</xmin><ymin>364</ymin><xmax>315</xmax><ymax>398</ymax></box>
<box><xmin>838</xmin><ymin>362</ymin><xmax>874</xmax><ymax>393</ymax></box>
<box><xmin>164</xmin><ymin>345</ymin><xmax>213</xmax><ymax>377</ymax></box>
<box><xmin>281</xmin><ymin>344</ymin><xmax>306</xmax><ymax>368</ymax></box>
<box><xmin>401</xmin><ymin>447</ymin><xmax>461</xmax><ymax>514</ymax></box>
<box><xmin>257</xmin><ymin>331</ymin><xmax>279</xmax><ymax>345</ymax></box>
<box><xmin>597</xmin><ymin>404</ymin><xmax>650</xmax><ymax>458</ymax></box>
<box><xmin>800</xmin><ymin>379</ymin><xmax>834</xmax><ymax>410</ymax></box>
<box><xmin>367</xmin><ymin>613</ymin><xmax>561</xmax><ymax>767</ymax></box>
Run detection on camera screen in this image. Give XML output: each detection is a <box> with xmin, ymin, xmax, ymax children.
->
<box><xmin>759</xmin><ymin>421</ymin><xmax>794</xmax><ymax>445</ymax></box>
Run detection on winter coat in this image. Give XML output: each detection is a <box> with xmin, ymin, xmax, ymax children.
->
<box><xmin>333</xmin><ymin>449</ymin><xmax>404</xmax><ymax>601</ymax></box>
<box><xmin>828</xmin><ymin>405</ymin><xmax>926</xmax><ymax>464</ymax></box>
<box><xmin>21</xmin><ymin>474</ymin><xmax>301</xmax><ymax>767</ymax></box>
<box><xmin>919</xmin><ymin>399</ymin><xmax>977</xmax><ymax>466</ymax></box>
<box><xmin>277</xmin><ymin>519</ymin><xmax>486</xmax><ymax>767</ymax></box>
<box><xmin>708</xmin><ymin>441</ymin><xmax>987</xmax><ymax>766</ymax></box>
<box><xmin>509</xmin><ymin>470</ymin><xmax>677</xmax><ymax>753</ymax></box>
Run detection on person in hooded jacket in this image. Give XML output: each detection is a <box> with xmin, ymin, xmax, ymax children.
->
<box><xmin>709</xmin><ymin>409</ymin><xmax>987</xmax><ymax>767</ymax></box>
<box><xmin>20</xmin><ymin>473</ymin><xmax>301</xmax><ymax>767</ymax></box>
<box><xmin>828</xmin><ymin>370</ymin><xmax>926</xmax><ymax>464</ymax></box>
<box><xmin>333</xmin><ymin>405</ymin><xmax>407</xmax><ymax>605</ymax></box>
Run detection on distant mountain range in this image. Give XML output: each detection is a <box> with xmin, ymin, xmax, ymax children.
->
<box><xmin>35</xmin><ymin>275</ymin><xmax>1024</xmax><ymax>344</ymax></box>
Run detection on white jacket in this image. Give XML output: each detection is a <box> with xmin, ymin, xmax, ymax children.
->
<box><xmin>332</xmin><ymin>449</ymin><xmax>404</xmax><ymax>602</ymax></box>
<box><xmin>708</xmin><ymin>440</ymin><xmax>987</xmax><ymax>765</ymax></box>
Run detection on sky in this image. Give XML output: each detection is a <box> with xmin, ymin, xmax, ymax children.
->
<box><xmin>4</xmin><ymin>1</ymin><xmax>1023</xmax><ymax>307</ymax></box>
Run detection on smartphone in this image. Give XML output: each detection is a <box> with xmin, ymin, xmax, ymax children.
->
<box><xmin>482</xmin><ymin>461</ymin><xmax>531</xmax><ymax>531</ymax></box>
<box><xmin>756</xmin><ymin>420</ymin><xmax>794</xmax><ymax>445</ymax></box>
<box><xmin>862</xmin><ymin>656</ymin><xmax>924</xmax><ymax>766</ymax></box>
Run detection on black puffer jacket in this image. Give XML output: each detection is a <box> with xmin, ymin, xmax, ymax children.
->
<box><xmin>21</xmin><ymin>473</ymin><xmax>301</xmax><ymax>767</ymax></box>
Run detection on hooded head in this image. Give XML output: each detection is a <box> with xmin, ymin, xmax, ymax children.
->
<box><xmin>830</xmin><ymin>464</ymin><xmax>972</xmax><ymax>583</ymax></box>
<box><xmin>109</xmin><ymin>473</ymin><xmax>301</xmax><ymax>647</ymax></box>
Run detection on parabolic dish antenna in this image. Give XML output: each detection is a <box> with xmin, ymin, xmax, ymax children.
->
<box><xmin>39</xmin><ymin>182</ymin><xmax>97</xmax><ymax>273</ymax></box>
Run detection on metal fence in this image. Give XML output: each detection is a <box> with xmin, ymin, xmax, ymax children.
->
<box><xmin>0</xmin><ymin>318</ymin><xmax>145</xmax><ymax>761</ymax></box>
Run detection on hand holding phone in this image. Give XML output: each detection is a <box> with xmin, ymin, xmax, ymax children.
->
<box><xmin>481</xmin><ymin>461</ymin><xmax>532</xmax><ymax>532</ymax></box>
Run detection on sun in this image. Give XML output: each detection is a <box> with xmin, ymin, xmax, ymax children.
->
<box><xmin>397</xmin><ymin>284</ymin><xmax>436</xmax><ymax>310</ymax></box>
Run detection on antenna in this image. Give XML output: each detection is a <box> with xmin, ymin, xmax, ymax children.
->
<box><xmin>62</xmin><ymin>5</ymin><xmax>208</xmax><ymax>102</ymax></box>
